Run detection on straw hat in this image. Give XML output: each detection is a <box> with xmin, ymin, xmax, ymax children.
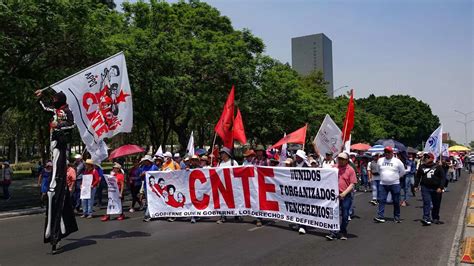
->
<box><xmin>85</xmin><ymin>159</ymin><xmax>95</xmax><ymax>165</ymax></box>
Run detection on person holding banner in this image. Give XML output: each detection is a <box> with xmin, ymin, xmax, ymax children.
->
<box><xmin>101</xmin><ymin>163</ymin><xmax>125</xmax><ymax>221</ymax></box>
<box><xmin>322</xmin><ymin>152</ymin><xmax>337</xmax><ymax>168</ymax></box>
<box><xmin>294</xmin><ymin>150</ymin><xmax>310</xmax><ymax>234</ymax></box>
<box><xmin>326</xmin><ymin>152</ymin><xmax>357</xmax><ymax>240</ymax></box>
<box><xmin>36</xmin><ymin>90</ymin><xmax>78</xmax><ymax>254</ymax></box>
<box><xmin>216</xmin><ymin>147</ymin><xmax>240</xmax><ymax>224</ymax></box>
<box><xmin>81</xmin><ymin>159</ymin><xmax>100</xmax><ymax>219</ymax></box>
<box><xmin>139</xmin><ymin>155</ymin><xmax>159</xmax><ymax>222</ymax></box>
<box><xmin>415</xmin><ymin>153</ymin><xmax>445</xmax><ymax>225</ymax></box>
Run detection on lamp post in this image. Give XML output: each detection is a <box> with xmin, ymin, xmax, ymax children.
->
<box><xmin>454</xmin><ymin>110</ymin><xmax>474</xmax><ymax>146</ymax></box>
<box><xmin>333</xmin><ymin>85</ymin><xmax>349</xmax><ymax>97</ymax></box>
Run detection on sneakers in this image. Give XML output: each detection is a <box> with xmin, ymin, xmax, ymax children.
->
<box><xmin>100</xmin><ymin>215</ymin><xmax>110</xmax><ymax>222</ymax></box>
<box><xmin>129</xmin><ymin>208</ymin><xmax>135</xmax><ymax>213</ymax></box>
<box><xmin>348</xmin><ymin>216</ymin><xmax>352</xmax><ymax>221</ymax></box>
<box><xmin>86</xmin><ymin>215</ymin><xmax>93</xmax><ymax>219</ymax></box>
<box><xmin>117</xmin><ymin>214</ymin><xmax>125</xmax><ymax>221</ymax></box>
<box><xmin>374</xmin><ymin>217</ymin><xmax>386</xmax><ymax>223</ymax></box>
<box><xmin>191</xmin><ymin>217</ymin><xmax>196</xmax><ymax>224</ymax></box>
<box><xmin>325</xmin><ymin>233</ymin><xmax>337</xmax><ymax>240</ymax></box>
<box><xmin>421</xmin><ymin>219</ymin><xmax>432</xmax><ymax>226</ymax></box>
<box><xmin>340</xmin><ymin>235</ymin><xmax>348</xmax><ymax>240</ymax></box>
<box><xmin>80</xmin><ymin>214</ymin><xmax>86</xmax><ymax>218</ymax></box>
<box><xmin>256</xmin><ymin>220</ymin><xmax>263</xmax><ymax>227</ymax></box>
<box><xmin>369</xmin><ymin>200</ymin><xmax>378</xmax><ymax>206</ymax></box>
<box><xmin>394</xmin><ymin>218</ymin><xmax>401</xmax><ymax>223</ymax></box>
<box><xmin>432</xmin><ymin>219</ymin><xmax>444</xmax><ymax>225</ymax></box>
<box><xmin>400</xmin><ymin>201</ymin><xmax>407</xmax><ymax>207</ymax></box>
<box><xmin>143</xmin><ymin>217</ymin><xmax>151</xmax><ymax>222</ymax></box>
<box><xmin>167</xmin><ymin>217</ymin><xmax>176</xmax><ymax>222</ymax></box>
<box><xmin>298</xmin><ymin>227</ymin><xmax>306</xmax><ymax>235</ymax></box>
<box><xmin>216</xmin><ymin>218</ymin><xmax>225</xmax><ymax>224</ymax></box>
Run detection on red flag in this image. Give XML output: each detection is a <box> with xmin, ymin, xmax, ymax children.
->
<box><xmin>233</xmin><ymin>108</ymin><xmax>247</xmax><ymax>144</ymax></box>
<box><xmin>214</xmin><ymin>86</ymin><xmax>235</xmax><ymax>148</ymax></box>
<box><xmin>270</xmin><ymin>124</ymin><xmax>308</xmax><ymax>149</ymax></box>
<box><xmin>341</xmin><ymin>89</ymin><xmax>354</xmax><ymax>143</ymax></box>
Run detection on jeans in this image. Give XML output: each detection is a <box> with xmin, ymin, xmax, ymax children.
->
<box><xmin>456</xmin><ymin>168</ymin><xmax>461</xmax><ymax>180</ymax></box>
<box><xmin>377</xmin><ymin>184</ymin><xmax>401</xmax><ymax>219</ymax></box>
<box><xmin>73</xmin><ymin>179</ymin><xmax>82</xmax><ymax>209</ymax></box>
<box><xmin>421</xmin><ymin>185</ymin><xmax>442</xmax><ymax>221</ymax></box>
<box><xmin>339</xmin><ymin>195</ymin><xmax>352</xmax><ymax>235</ymax></box>
<box><xmin>82</xmin><ymin>187</ymin><xmax>97</xmax><ymax>215</ymax></box>
<box><xmin>361</xmin><ymin>174</ymin><xmax>369</xmax><ymax>188</ymax></box>
<box><xmin>371</xmin><ymin>180</ymin><xmax>380</xmax><ymax>200</ymax></box>
<box><xmin>403</xmin><ymin>174</ymin><xmax>415</xmax><ymax>201</ymax></box>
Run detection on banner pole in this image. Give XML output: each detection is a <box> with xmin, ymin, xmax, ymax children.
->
<box><xmin>39</xmin><ymin>51</ymin><xmax>124</xmax><ymax>91</ymax></box>
<box><xmin>210</xmin><ymin>132</ymin><xmax>217</xmax><ymax>165</ymax></box>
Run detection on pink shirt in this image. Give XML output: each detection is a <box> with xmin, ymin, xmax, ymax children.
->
<box><xmin>337</xmin><ymin>164</ymin><xmax>357</xmax><ymax>193</ymax></box>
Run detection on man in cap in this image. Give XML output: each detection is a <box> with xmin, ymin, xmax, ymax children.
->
<box><xmin>326</xmin><ymin>152</ymin><xmax>357</xmax><ymax>240</ymax></box>
<box><xmin>415</xmin><ymin>153</ymin><xmax>445</xmax><ymax>225</ymax></box>
<box><xmin>374</xmin><ymin>146</ymin><xmax>406</xmax><ymax>223</ymax></box>
<box><xmin>161</xmin><ymin>152</ymin><xmax>181</xmax><ymax>171</ymax></box>
<box><xmin>252</xmin><ymin>145</ymin><xmax>270</xmax><ymax>166</ymax></box>
<box><xmin>82</xmin><ymin>159</ymin><xmax>100</xmax><ymax>219</ymax></box>
<box><xmin>189</xmin><ymin>155</ymin><xmax>201</xmax><ymax>169</ymax></box>
<box><xmin>322</xmin><ymin>151</ymin><xmax>336</xmax><ymax>168</ymax></box>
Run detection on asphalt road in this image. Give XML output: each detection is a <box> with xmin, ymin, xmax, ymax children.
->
<box><xmin>0</xmin><ymin>172</ymin><xmax>469</xmax><ymax>266</ymax></box>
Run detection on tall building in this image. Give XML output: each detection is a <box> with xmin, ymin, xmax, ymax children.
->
<box><xmin>291</xmin><ymin>33</ymin><xmax>334</xmax><ymax>97</ymax></box>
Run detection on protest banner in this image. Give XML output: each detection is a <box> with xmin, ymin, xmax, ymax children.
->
<box><xmin>313</xmin><ymin>114</ymin><xmax>343</xmax><ymax>156</ymax></box>
<box><xmin>105</xmin><ymin>175</ymin><xmax>122</xmax><ymax>215</ymax></box>
<box><xmin>50</xmin><ymin>52</ymin><xmax>132</xmax><ymax>163</ymax></box>
<box><xmin>146</xmin><ymin>166</ymin><xmax>340</xmax><ymax>230</ymax></box>
<box><xmin>80</xmin><ymin>174</ymin><xmax>93</xmax><ymax>199</ymax></box>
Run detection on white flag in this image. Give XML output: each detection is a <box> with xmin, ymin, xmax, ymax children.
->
<box><xmin>423</xmin><ymin>125</ymin><xmax>442</xmax><ymax>160</ymax></box>
<box><xmin>313</xmin><ymin>114</ymin><xmax>343</xmax><ymax>156</ymax></box>
<box><xmin>155</xmin><ymin>145</ymin><xmax>163</xmax><ymax>157</ymax></box>
<box><xmin>279</xmin><ymin>133</ymin><xmax>287</xmax><ymax>166</ymax></box>
<box><xmin>50</xmin><ymin>52</ymin><xmax>132</xmax><ymax>164</ymax></box>
<box><xmin>441</xmin><ymin>143</ymin><xmax>449</xmax><ymax>157</ymax></box>
<box><xmin>187</xmin><ymin>131</ymin><xmax>195</xmax><ymax>157</ymax></box>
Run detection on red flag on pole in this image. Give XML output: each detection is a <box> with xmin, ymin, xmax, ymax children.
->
<box><xmin>341</xmin><ymin>89</ymin><xmax>354</xmax><ymax>144</ymax></box>
<box><xmin>270</xmin><ymin>124</ymin><xmax>308</xmax><ymax>149</ymax></box>
<box><xmin>214</xmin><ymin>86</ymin><xmax>235</xmax><ymax>148</ymax></box>
<box><xmin>233</xmin><ymin>108</ymin><xmax>247</xmax><ymax>144</ymax></box>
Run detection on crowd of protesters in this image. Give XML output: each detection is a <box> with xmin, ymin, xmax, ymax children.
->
<box><xmin>1</xmin><ymin>144</ymin><xmax>474</xmax><ymax>240</ymax></box>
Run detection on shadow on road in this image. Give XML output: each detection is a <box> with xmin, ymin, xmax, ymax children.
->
<box><xmin>61</xmin><ymin>239</ymin><xmax>97</xmax><ymax>252</ymax></box>
<box><xmin>62</xmin><ymin>230</ymin><xmax>151</xmax><ymax>252</ymax></box>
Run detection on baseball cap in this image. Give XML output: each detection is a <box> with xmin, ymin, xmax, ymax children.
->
<box><xmin>337</xmin><ymin>153</ymin><xmax>349</xmax><ymax>160</ymax></box>
<box><xmin>384</xmin><ymin>146</ymin><xmax>393</xmax><ymax>153</ymax></box>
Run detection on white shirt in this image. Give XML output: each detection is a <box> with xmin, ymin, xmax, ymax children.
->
<box><xmin>218</xmin><ymin>159</ymin><xmax>239</xmax><ymax>167</ymax></box>
<box><xmin>377</xmin><ymin>157</ymin><xmax>405</xmax><ymax>185</ymax></box>
<box><xmin>322</xmin><ymin>159</ymin><xmax>336</xmax><ymax>169</ymax></box>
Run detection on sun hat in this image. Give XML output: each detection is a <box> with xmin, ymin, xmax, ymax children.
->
<box><xmin>295</xmin><ymin>150</ymin><xmax>307</xmax><ymax>160</ymax></box>
<box><xmin>85</xmin><ymin>159</ymin><xmax>95</xmax><ymax>165</ymax></box>
<box><xmin>164</xmin><ymin>152</ymin><xmax>172</xmax><ymax>158</ymax></box>
<box><xmin>220</xmin><ymin>147</ymin><xmax>232</xmax><ymax>156</ymax></box>
<box><xmin>140</xmin><ymin>155</ymin><xmax>154</xmax><ymax>163</ymax></box>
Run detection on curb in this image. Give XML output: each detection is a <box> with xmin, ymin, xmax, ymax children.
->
<box><xmin>0</xmin><ymin>207</ymin><xmax>45</xmax><ymax>219</ymax></box>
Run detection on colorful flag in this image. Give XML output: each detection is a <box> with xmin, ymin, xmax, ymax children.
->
<box><xmin>313</xmin><ymin>114</ymin><xmax>343</xmax><ymax>156</ymax></box>
<box><xmin>50</xmin><ymin>52</ymin><xmax>132</xmax><ymax>163</ymax></box>
<box><xmin>187</xmin><ymin>131</ymin><xmax>195</xmax><ymax>157</ymax></box>
<box><xmin>214</xmin><ymin>86</ymin><xmax>235</xmax><ymax>149</ymax></box>
<box><xmin>441</xmin><ymin>143</ymin><xmax>449</xmax><ymax>157</ymax></box>
<box><xmin>341</xmin><ymin>89</ymin><xmax>354</xmax><ymax>146</ymax></box>
<box><xmin>233</xmin><ymin>108</ymin><xmax>247</xmax><ymax>144</ymax></box>
<box><xmin>423</xmin><ymin>125</ymin><xmax>443</xmax><ymax>160</ymax></box>
<box><xmin>270</xmin><ymin>124</ymin><xmax>308</xmax><ymax>149</ymax></box>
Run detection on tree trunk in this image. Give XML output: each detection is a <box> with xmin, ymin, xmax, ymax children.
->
<box><xmin>14</xmin><ymin>134</ymin><xmax>19</xmax><ymax>164</ymax></box>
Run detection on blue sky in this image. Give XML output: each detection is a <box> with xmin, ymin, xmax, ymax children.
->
<box><xmin>118</xmin><ymin>0</ymin><xmax>473</xmax><ymax>145</ymax></box>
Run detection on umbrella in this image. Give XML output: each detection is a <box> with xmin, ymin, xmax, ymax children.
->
<box><xmin>374</xmin><ymin>139</ymin><xmax>407</xmax><ymax>153</ymax></box>
<box><xmin>195</xmin><ymin>148</ymin><xmax>207</xmax><ymax>156</ymax></box>
<box><xmin>406</xmin><ymin>147</ymin><xmax>419</xmax><ymax>154</ymax></box>
<box><xmin>448</xmin><ymin>145</ymin><xmax>471</xmax><ymax>152</ymax></box>
<box><xmin>368</xmin><ymin>145</ymin><xmax>386</xmax><ymax>153</ymax></box>
<box><xmin>350</xmin><ymin>143</ymin><xmax>371</xmax><ymax>151</ymax></box>
<box><xmin>109</xmin><ymin>144</ymin><xmax>145</xmax><ymax>160</ymax></box>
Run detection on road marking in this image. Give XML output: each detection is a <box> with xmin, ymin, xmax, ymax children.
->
<box><xmin>248</xmin><ymin>226</ymin><xmax>265</xmax><ymax>231</ymax></box>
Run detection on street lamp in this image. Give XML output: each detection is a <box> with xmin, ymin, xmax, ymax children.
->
<box><xmin>333</xmin><ymin>85</ymin><xmax>349</xmax><ymax>97</ymax></box>
<box><xmin>454</xmin><ymin>110</ymin><xmax>474</xmax><ymax>146</ymax></box>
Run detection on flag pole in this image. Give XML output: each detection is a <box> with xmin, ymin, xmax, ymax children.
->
<box><xmin>341</xmin><ymin>90</ymin><xmax>352</xmax><ymax>152</ymax></box>
<box><xmin>210</xmin><ymin>132</ymin><xmax>217</xmax><ymax>165</ymax></box>
<box><xmin>38</xmin><ymin>51</ymin><xmax>124</xmax><ymax>92</ymax></box>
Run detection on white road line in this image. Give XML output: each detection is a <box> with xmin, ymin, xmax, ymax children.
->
<box><xmin>248</xmin><ymin>226</ymin><xmax>265</xmax><ymax>231</ymax></box>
